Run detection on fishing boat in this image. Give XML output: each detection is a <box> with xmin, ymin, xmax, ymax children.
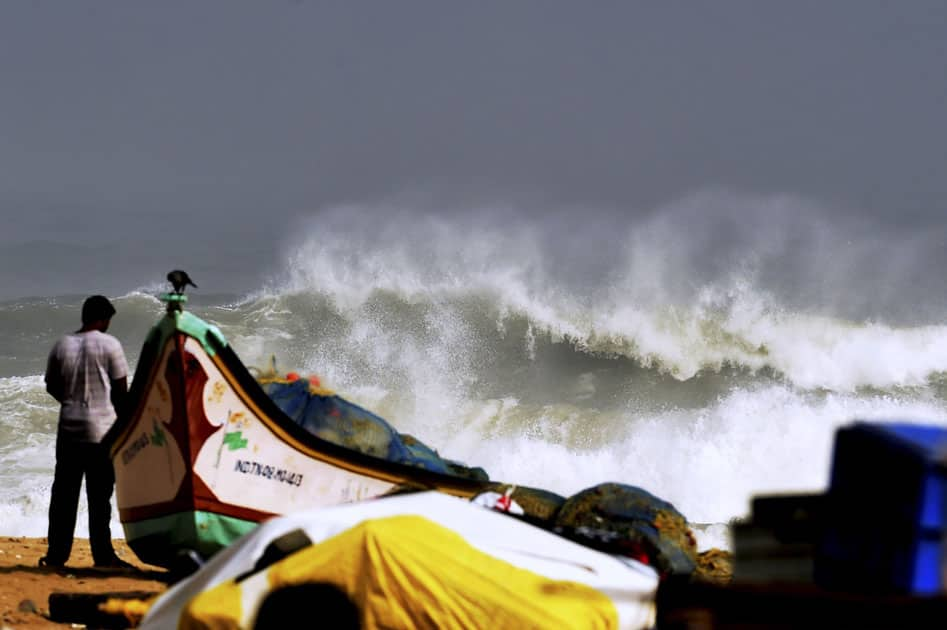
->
<box><xmin>106</xmin><ymin>290</ymin><xmax>491</xmax><ymax>569</ymax></box>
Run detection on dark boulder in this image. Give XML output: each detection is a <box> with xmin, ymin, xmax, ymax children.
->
<box><xmin>554</xmin><ymin>483</ymin><xmax>698</xmax><ymax>577</ymax></box>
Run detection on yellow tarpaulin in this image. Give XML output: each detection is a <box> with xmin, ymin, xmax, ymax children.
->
<box><xmin>180</xmin><ymin>515</ymin><xmax>620</xmax><ymax>630</ymax></box>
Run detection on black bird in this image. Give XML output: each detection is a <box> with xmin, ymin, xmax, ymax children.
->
<box><xmin>167</xmin><ymin>270</ymin><xmax>198</xmax><ymax>294</ymax></box>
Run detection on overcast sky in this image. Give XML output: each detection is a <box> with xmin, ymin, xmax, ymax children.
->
<box><xmin>1</xmin><ymin>2</ymin><xmax>945</xmax><ymax>299</ymax></box>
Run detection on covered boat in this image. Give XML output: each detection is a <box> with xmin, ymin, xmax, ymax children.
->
<box><xmin>140</xmin><ymin>492</ymin><xmax>659</xmax><ymax>630</ymax></box>
<box><xmin>106</xmin><ymin>293</ymin><xmax>491</xmax><ymax>568</ymax></box>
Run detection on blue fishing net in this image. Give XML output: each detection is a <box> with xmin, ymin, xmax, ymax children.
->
<box><xmin>261</xmin><ymin>379</ymin><xmax>488</xmax><ymax>481</ymax></box>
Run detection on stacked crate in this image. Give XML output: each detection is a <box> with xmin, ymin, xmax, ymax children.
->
<box><xmin>816</xmin><ymin>422</ymin><xmax>947</xmax><ymax>594</ymax></box>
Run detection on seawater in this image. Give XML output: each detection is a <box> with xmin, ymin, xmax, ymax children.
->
<box><xmin>4</xmin><ymin>206</ymin><xmax>947</xmax><ymax>551</ymax></box>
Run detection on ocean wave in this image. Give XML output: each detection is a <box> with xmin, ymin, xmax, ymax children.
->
<box><xmin>209</xmin><ymin>284</ymin><xmax>947</xmax><ymax>396</ymax></box>
<box><xmin>230</xmin><ymin>199</ymin><xmax>947</xmax><ymax>394</ymax></box>
<box><xmin>7</xmin><ymin>277</ymin><xmax>947</xmax><ymax>398</ymax></box>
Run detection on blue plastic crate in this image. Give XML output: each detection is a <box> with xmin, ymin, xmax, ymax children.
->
<box><xmin>816</xmin><ymin>421</ymin><xmax>947</xmax><ymax>594</ymax></box>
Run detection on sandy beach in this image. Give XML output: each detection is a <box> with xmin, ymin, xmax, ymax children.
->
<box><xmin>0</xmin><ymin>537</ymin><xmax>168</xmax><ymax>629</ymax></box>
<box><xmin>0</xmin><ymin>534</ymin><xmax>731</xmax><ymax>629</ymax></box>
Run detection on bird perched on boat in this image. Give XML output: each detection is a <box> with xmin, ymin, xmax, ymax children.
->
<box><xmin>167</xmin><ymin>270</ymin><xmax>198</xmax><ymax>295</ymax></box>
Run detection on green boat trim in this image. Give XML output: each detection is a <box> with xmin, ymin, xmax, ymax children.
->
<box><xmin>148</xmin><ymin>296</ymin><xmax>228</xmax><ymax>357</ymax></box>
<box><xmin>125</xmin><ymin>510</ymin><xmax>259</xmax><ymax>566</ymax></box>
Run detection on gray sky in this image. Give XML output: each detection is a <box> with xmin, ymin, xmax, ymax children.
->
<box><xmin>1</xmin><ymin>1</ymin><xmax>946</xmax><ymax>299</ymax></box>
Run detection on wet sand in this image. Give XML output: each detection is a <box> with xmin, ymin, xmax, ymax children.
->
<box><xmin>0</xmin><ymin>537</ymin><xmax>168</xmax><ymax>629</ymax></box>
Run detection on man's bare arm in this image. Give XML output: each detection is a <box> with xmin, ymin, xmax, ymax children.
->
<box><xmin>45</xmin><ymin>349</ymin><xmax>63</xmax><ymax>403</ymax></box>
<box><xmin>110</xmin><ymin>377</ymin><xmax>128</xmax><ymax>417</ymax></box>
<box><xmin>45</xmin><ymin>377</ymin><xmax>64</xmax><ymax>403</ymax></box>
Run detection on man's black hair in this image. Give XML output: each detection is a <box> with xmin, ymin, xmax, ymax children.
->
<box><xmin>254</xmin><ymin>582</ymin><xmax>360</xmax><ymax>629</ymax></box>
<box><xmin>81</xmin><ymin>295</ymin><xmax>116</xmax><ymax>325</ymax></box>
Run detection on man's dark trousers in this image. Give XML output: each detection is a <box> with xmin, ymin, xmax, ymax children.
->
<box><xmin>46</xmin><ymin>435</ymin><xmax>116</xmax><ymax>564</ymax></box>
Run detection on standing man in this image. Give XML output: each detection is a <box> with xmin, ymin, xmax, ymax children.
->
<box><xmin>40</xmin><ymin>295</ymin><xmax>132</xmax><ymax>569</ymax></box>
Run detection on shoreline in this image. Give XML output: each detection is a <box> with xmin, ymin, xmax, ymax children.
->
<box><xmin>0</xmin><ymin>537</ymin><xmax>168</xmax><ymax>629</ymax></box>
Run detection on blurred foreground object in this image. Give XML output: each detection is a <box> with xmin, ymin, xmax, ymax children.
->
<box><xmin>143</xmin><ymin>492</ymin><xmax>659</xmax><ymax>630</ymax></box>
<box><xmin>662</xmin><ymin>420</ymin><xmax>947</xmax><ymax>628</ymax></box>
<box><xmin>818</xmin><ymin>421</ymin><xmax>947</xmax><ymax>594</ymax></box>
